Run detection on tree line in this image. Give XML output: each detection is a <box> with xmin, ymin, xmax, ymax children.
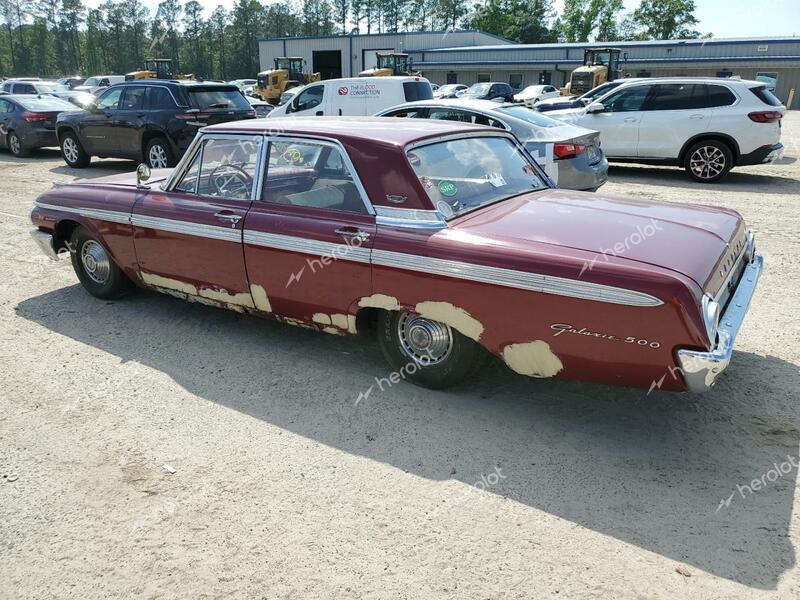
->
<box><xmin>0</xmin><ymin>0</ymin><xmax>706</xmax><ymax>80</ymax></box>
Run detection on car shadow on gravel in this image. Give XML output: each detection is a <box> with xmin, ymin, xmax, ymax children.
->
<box><xmin>16</xmin><ymin>285</ymin><xmax>800</xmax><ymax>590</ymax></box>
<box><xmin>608</xmin><ymin>164</ymin><xmax>800</xmax><ymax>194</ymax></box>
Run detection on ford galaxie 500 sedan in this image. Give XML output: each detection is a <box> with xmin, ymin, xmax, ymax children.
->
<box><xmin>29</xmin><ymin>117</ymin><xmax>763</xmax><ymax>392</ymax></box>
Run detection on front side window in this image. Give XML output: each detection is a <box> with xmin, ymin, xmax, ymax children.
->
<box><xmin>263</xmin><ymin>140</ymin><xmax>367</xmax><ymax>214</ymax></box>
<box><xmin>174</xmin><ymin>136</ymin><xmax>262</xmax><ymax>200</ymax></box>
<box><xmin>97</xmin><ymin>88</ymin><xmax>123</xmax><ymax>110</ymax></box>
<box><xmin>384</xmin><ymin>108</ymin><xmax>426</xmax><ymax>118</ymax></box>
<box><xmin>14</xmin><ymin>83</ymin><xmax>36</xmax><ymax>94</ymax></box>
<box><xmin>600</xmin><ymin>86</ymin><xmax>649</xmax><ymax>112</ymax></box>
<box><xmin>121</xmin><ymin>86</ymin><xmax>146</xmax><ymax>110</ymax></box>
<box><xmin>292</xmin><ymin>86</ymin><xmax>324</xmax><ymax>112</ymax></box>
<box><xmin>407</xmin><ymin>136</ymin><xmax>545</xmax><ymax>220</ymax></box>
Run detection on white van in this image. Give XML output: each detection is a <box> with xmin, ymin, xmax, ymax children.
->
<box><xmin>268</xmin><ymin>76</ymin><xmax>433</xmax><ymax>118</ymax></box>
<box><xmin>74</xmin><ymin>75</ymin><xmax>126</xmax><ymax>94</ymax></box>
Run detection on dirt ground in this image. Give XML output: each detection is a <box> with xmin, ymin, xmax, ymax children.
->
<box><xmin>1</xmin><ymin>113</ymin><xmax>799</xmax><ymax>600</ymax></box>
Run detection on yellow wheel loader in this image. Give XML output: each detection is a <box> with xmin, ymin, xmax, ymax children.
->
<box><xmin>253</xmin><ymin>57</ymin><xmax>321</xmax><ymax>105</ymax></box>
<box><xmin>125</xmin><ymin>59</ymin><xmax>194</xmax><ymax>82</ymax></box>
<box><xmin>358</xmin><ymin>52</ymin><xmax>420</xmax><ymax>77</ymax></box>
<box><xmin>560</xmin><ymin>48</ymin><xmax>622</xmax><ymax>96</ymax></box>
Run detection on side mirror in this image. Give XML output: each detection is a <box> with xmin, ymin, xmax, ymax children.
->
<box><xmin>586</xmin><ymin>102</ymin><xmax>605</xmax><ymax>114</ymax></box>
<box><xmin>136</xmin><ymin>163</ymin><xmax>151</xmax><ymax>188</ymax></box>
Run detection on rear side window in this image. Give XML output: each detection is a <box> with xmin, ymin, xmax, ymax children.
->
<box><xmin>645</xmin><ymin>83</ymin><xmax>706</xmax><ymax>110</ymax></box>
<box><xmin>14</xmin><ymin>83</ymin><xmax>36</xmax><ymax>94</ymax></box>
<box><xmin>705</xmin><ymin>84</ymin><xmax>737</xmax><ymax>107</ymax></box>
<box><xmin>384</xmin><ymin>108</ymin><xmax>426</xmax><ymax>118</ymax></box>
<box><xmin>147</xmin><ymin>87</ymin><xmax>177</xmax><ymax>110</ymax></box>
<box><xmin>749</xmin><ymin>85</ymin><xmax>782</xmax><ymax>107</ymax></box>
<box><xmin>403</xmin><ymin>81</ymin><xmax>433</xmax><ymax>102</ymax></box>
<box><xmin>187</xmin><ymin>87</ymin><xmax>250</xmax><ymax>110</ymax></box>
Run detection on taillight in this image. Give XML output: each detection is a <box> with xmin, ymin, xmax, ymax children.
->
<box><xmin>22</xmin><ymin>112</ymin><xmax>49</xmax><ymax>122</ymax></box>
<box><xmin>553</xmin><ymin>143</ymin><xmax>587</xmax><ymax>160</ymax></box>
<box><xmin>175</xmin><ymin>112</ymin><xmax>212</xmax><ymax>120</ymax></box>
<box><xmin>748</xmin><ymin>111</ymin><xmax>783</xmax><ymax>123</ymax></box>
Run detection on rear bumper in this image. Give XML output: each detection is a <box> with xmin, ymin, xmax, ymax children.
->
<box><xmin>676</xmin><ymin>245</ymin><xmax>763</xmax><ymax>393</ymax></box>
<box><xmin>738</xmin><ymin>143</ymin><xmax>784</xmax><ymax>166</ymax></box>
<box><xmin>30</xmin><ymin>229</ymin><xmax>59</xmax><ymax>260</ymax></box>
<box><xmin>557</xmin><ymin>152</ymin><xmax>609</xmax><ymax>191</ymax></box>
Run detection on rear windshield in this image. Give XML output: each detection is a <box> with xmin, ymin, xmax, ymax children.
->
<box><xmin>403</xmin><ymin>81</ymin><xmax>433</xmax><ymax>102</ymax></box>
<box><xmin>407</xmin><ymin>136</ymin><xmax>546</xmax><ymax>220</ymax></box>
<box><xmin>749</xmin><ymin>85</ymin><xmax>782</xmax><ymax>107</ymax></box>
<box><xmin>496</xmin><ymin>106</ymin><xmax>563</xmax><ymax>128</ymax></box>
<box><xmin>187</xmin><ymin>87</ymin><xmax>250</xmax><ymax>110</ymax></box>
<box><xmin>17</xmin><ymin>97</ymin><xmax>75</xmax><ymax>111</ymax></box>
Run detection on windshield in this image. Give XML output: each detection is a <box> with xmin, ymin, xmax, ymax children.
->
<box><xmin>581</xmin><ymin>81</ymin><xmax>620</xmax><ymax>100</ymax></box>
<box><xmin>464</xmin><ymin>83</ymin><xmax>490</xmax><ymax>96</ymax></box>
<box><xmin>496</xmin><ymin>106</ymin><xmax>563</xmax><ymax>128</ymax></box>
<box><xmin>407</xmin><ymin>136</ymin><xmax>546</xmax><ymax>220</ymax></box>
<box><xmin>83</xmin><ymin>77</ymin><xmax>100</xmax><ymax>86</ymax></box>
<box><xmin>188</xmin><ymin>88</ymin><xmax>250</xmax><ymax>110</ymax></box>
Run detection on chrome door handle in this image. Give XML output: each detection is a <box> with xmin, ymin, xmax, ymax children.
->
<box><xmin>335</xmin><ymin>228</ymin><xmax>369</xmax><ymax>241</ymax></box>
<box><xmin>689</xmin><ymin>114</ymin><xmax>705</xmax><ymax>119</ymax></box>
<box><xmin>214</xmin><ymin>211</ymin><xmax>242</xmax><ymax>223</ymax></box>
<box><xmin>624</xmin><ymin>117</ymin><xmax>637</xmax><ymax>122</ymax></box>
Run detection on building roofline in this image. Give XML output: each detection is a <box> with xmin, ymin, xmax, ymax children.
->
<box><xmin>258</xmin><ymin>28</ymin><xmax>514</xmax><ymax>44</ymax></box>
<box><xmin>415</xmin><ymin>55</ymin><xmax>800</xmax><ymax>68</ymax></box>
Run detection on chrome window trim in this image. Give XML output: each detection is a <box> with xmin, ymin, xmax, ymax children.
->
<box><xmin>263</xmin><ymin>134</ymin><xmax>376</xmax><ymax>216</ymax></box>
<box><xmin>374</xmin><ymin>206</ymin><xmax>447</xmax><ymax>229</ymax></box>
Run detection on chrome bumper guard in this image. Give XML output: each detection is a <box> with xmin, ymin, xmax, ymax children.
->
<box><xmin>677</xmin><ymin>249</ymin><xmax>764</xmax><ymax>393</ymax></box>
<box><xmin>30</xmin><ymin>229</ymin><xmax>59</xmax><ymax>261</ymax></box>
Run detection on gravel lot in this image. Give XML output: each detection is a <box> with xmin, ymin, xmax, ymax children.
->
<box><xmin>1</xmin><ymin>114</ymin><xmax>799</xmax><ymax>600</ymax></box>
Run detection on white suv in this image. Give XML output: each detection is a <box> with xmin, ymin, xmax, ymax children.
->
<box><xmin>548</xmin><ymin>77</ymin><xmax>785</xmax><ymax>182</ymax></box>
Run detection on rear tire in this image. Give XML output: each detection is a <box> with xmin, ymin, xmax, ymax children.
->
<box><xmin>7</xmin><ymin>131</ymin><xmax>29</xmax><ymax>157</ymax></box>
<box><xmin>70</xmin><ymin>226</ymin><xmax>131</xmax><ymax>299</ymax></box>
<box><xmin>60</xmin><ymin>131</ymin><xmax>90</xmax><ymax>168</ymax></box>
<box><xmin>376</xmin><ymin>310</ymin><xmax>486</xmax><ymax>389</ymax></box>
<box><xmin>145</xmin><ymin>137</ymin><xmax>174</xmax><ymax>169</ymax></box>
<box><xmin>684</xmin><ymin>139</ymin><xmax>732</xmax><ymax>183</ymax></box>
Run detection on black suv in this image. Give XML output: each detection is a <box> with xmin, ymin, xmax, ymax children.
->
<box><xmin>56</xmin><ymin>80</ymin><xmax>255</xmax><ymax>169</ymax></box>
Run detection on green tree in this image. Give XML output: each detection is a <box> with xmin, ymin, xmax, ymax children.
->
<box><xmin>628</xmin><ymin>0</ymin><xmax>702</xmax><ymax>39</ymax></box>
<box><xmin>472</xmin><ymin>0</ymin><xmax>557</xmax><ymax>43</ymax></box>
<box><xmin>559</xmin><ymin>0</ymin><xmax>623</xmax><ymax>42</ymax></box>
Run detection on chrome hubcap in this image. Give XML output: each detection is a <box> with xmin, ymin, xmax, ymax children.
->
<box><xmin>9</xmin><ymin>135</ymin><xmax>20</xmax><ymax>154</ymax></box>
<box><xmin>63</xmin><ymin>137</ymin><xmax>79</xmax><ymax>163</ymax></box>
<box><xmin>81</xmin><ymin>240</ymin><xmax>111</xmax><ymax>284</ymax></box>
<box><xmin>397</xmin><ymin>313</ymin><xmax>453</xmax><ymax>365</ymax></box>
<box><xmin>690</xmin><ymin>146</ymin><xmax>725</xmax><ymax>180</ymax></box>
<box><xmin>148</xmin><ymin>144</ymin><xmax>168</xmax><ymax>168</ymax></box>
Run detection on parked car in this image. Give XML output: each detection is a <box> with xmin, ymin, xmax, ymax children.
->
<box><xmin>458</xmin><ymin>82</ymin><xmax>515</xmax><ymax>102</ymax></box>
<box><xmin>30</xmin><ymin>117</ymin><xmax>762</xmax><ymax>393</ymax></box>
<box><xmin>430</xmin><ymin>83</ymin><xmax>440</xmax><ymax>93</ymax></box>
<box><xmin>433</xmin><ymin>84</ymin><xmax>467</xmax><ymax>99</ymax></box>
<box><xmin>247</xmin><ymin>95</ymin><xmax>273</xmax><ymax>118</ymax></box>
<box><xmin>228</xmin><ymin>78</ymin><xmax>257</xmax><ymax>91</ymax></box>
<box><xmin>547</xmin><ymin>77</ymin><xmax>785</xmax><ymax>182</ymax></box>
<box><xmin>268</xmin><ymin>76</ymin><xmax>433</xmax><ymax>118</ymax></box>
<box><xmin>56</xmin><ymin>76</ymin><xmax>86</xmax><ymax>90</ymax></box>
<box><xmin>278</xmin><ymin>87</ymin><xmax>301</xmax><ymax>106</ymax></box>
<box><xmin>0</xmin><ymin>95</ymin><xmax>76</xmax><ymax>156</ymax></box>
<box><xmin>74</xmin><ymin>75</ymin><xmax>125</xmax><ymax>94</ymax></box>
<box><xmin>1</xmin><ymin>80</ymin><xmax>68</xmax><ymax>95</ymax></box>
<box><xmin>513</xmin><ymin>84</ymin><xmax>561</xmax><ymax>106</ymax></box>
<box><xmin>535</xmin><ymin>79</ymin><xmax>635</xmax><ymax>112</ymax></box>
<box><xmin>376</xmin><ymin>99</ymin><xmax>608</xmax><ymax>191</ymax></box>
<box><xmin>56</xmin><ymin>80</ymin><xmax>256</xmax><ymax>169</ymax></box>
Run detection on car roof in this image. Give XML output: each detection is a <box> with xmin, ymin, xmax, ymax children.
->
<box><xmin>202</xmin><ymin>116</ymin><xmax>503</xmax><ymax>147</ymax></box>
<box><xmin>381</xmin><ymin>98</ymin><xmax>510</xmax><ymax>112</ymax></box>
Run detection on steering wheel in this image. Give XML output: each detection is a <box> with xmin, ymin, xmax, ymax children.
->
<box><xmin>209</xmin><ymin>164</ymin><xmax>253</xmax><ymax>199</ymax></box>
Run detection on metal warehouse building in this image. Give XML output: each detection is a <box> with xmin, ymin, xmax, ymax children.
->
<box><xmin>259</xmin><ymin>32</ymin><xmax>800</xmax><ymax>109</ymax></box>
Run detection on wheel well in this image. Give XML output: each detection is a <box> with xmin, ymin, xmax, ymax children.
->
<box><xmin>679</xmin><ymin>134</ymin><xmax>739</xmax><ymax>166</ymax></box>
<box><xmin>141</xmin><ymin>131</ymin><xmax>169</xmax><ymax>159</ymax></box>
<box><xmin>54</xmin><ymin>219</ymin><xmax>81</xmax><ymax>252</ymax></box>
<box><xmin>56</xmin><ymin>126</ymin><xmax>73</xmax><ymax>143</ymax></box>
<box><xmin>355</xmin><ymin>307</ymin><xmax>380</xmax><ymax>337</ymax></box>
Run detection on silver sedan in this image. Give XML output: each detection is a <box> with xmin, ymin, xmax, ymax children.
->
<box><xmin>375</xmin><ymin>98</ymin><xmax>608</xmax><ymax>191</ymax></box>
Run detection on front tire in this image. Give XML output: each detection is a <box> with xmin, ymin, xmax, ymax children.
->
<box><xmin>376</xmin><ymin>310</ymin><xmax>486</xmax><ymax>389</ymax></box>
<box><xmin>70</xmin><ymin>227</ymin><xmax>131</xmax><ymax>299</ymax></box>
<box><xmin>145</xmin><ymin>137</ymin><xmax>174</xmax><ymax>169</ymax></box>
<box><xmin>7</xmin><ymin>131</ymin><xmax>29</xmax><ymax>157</ymax></box>
<box><xmin>60</xmin><ymin>131</ymin><xmax>90</xmax><ymax>168</ymax></box>
<box><xmin>685</xmin><ymin>140</ymin><xmax>733</xmax><ymax>183</ymax></box>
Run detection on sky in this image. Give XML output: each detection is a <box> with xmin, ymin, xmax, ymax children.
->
<box><xmin>84</xmin><ymin>0</ymin><xmax>800</xmax><ymax>39</ymax></box>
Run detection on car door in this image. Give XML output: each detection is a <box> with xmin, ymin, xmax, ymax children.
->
<box><xmin>243</xmin><ymin>136</ymin><xmax>375</xmax><ymax>324</ymax></box>
<box><xmin>132</xmin><ymin>133</ymin><xmax>262</xmax><ymax>305</ymax></box>
<box><xmin>114</xmin><ymin>85</ymin><xmax>148</xmax><ymax>159</ymax></box>
<box><xmin>81</xmin><ymin>86</ymin><xmax>124</xmax><ymax>154</ymax></box>
<box><xmin>637</xmin><ymin>83</ymin><xmax>711</xmax><ymax>159</ymax></box>
<box><xmin>543</xmin><ymin>86</ymin><xmax>559</xmax><ymax>100</ymax></box>
<box><xmin>0</xmin><ymin>99</ymin><xmax>13</xmax><ymax>147</ymax></box>
<box><xmin>582</xmin><ymin>84</ymin><xmax>651</xmax><ymax>157</ymax></box>
<box><xmin>287</xmin><ymin>84</ymin><xmax>326</xmax><ymax>116</ymax></box>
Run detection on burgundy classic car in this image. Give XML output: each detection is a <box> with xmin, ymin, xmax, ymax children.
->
<box><xmin>29</xmin><ymin>117</ymin><xmax>763</xmax><ymax>392</ymax></box>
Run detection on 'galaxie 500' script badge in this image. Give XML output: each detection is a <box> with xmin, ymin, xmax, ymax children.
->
<box><xmin>550</xmin><ymin>323</ymin><xmax>661</xmax><ymax>349</ymax></box>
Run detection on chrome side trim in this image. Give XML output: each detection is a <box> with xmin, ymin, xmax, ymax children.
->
<box><xmin>374</xmin><ymin>206</ymin><xmax>447</xmax><ymax>229</ymax></box>
<box><xmin>34</xmin><ymin>202</ymin><xmax>132</xmax><ymax>225</ymax></box>
<box><xmin>371</xmin><ymin>248</ymin><xmax>664</xmax><ymax>307</ymax></box>
<box><xmin>243</xmin><ymin>230</ymin><xmax>372</xmax><ymax>263</ymax></box>
<box><xmin>132</xmin><ymin>214</ymin><xmax>241</xmax><ymax>243</ymax></box>
<box><xmin>678</xmin><ymin>252</ymin><xmax>764</xmax><ymax>393</ymax></box>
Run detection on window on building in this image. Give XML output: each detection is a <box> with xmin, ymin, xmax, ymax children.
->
<box><xmin>477</xmin><ymin>73</ymin><xmax>491</xmax><ymax>83</ymax></box>
<box><xmin>509</xmin><ymin>74</ymin><xmax>523</xmax><ymax>91</ymax></box>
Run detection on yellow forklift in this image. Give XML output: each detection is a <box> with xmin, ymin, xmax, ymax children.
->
<box><xmin>253</xmin><ymin>57</ymin><xmax>321</xmax><ymax>105</ymax></box>
<box><xmin>358</xmin><ymin>52</ymin><xmax>420</xmax><ymax>77</ymax></box>
<box><xmin>125</xmin><ymin>59</ymin><xmax>194</xmax><ymax>81</ymax></box>
<box><xmin>561</xmin><ymin>48</ymin><xmax>622</xmax><ymax>96</ymax></box>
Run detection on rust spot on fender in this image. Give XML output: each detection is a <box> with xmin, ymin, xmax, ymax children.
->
<box><xmin>502</xmin><ymin>341</ymin><xmax>563</xmax><ymax>378</ymax></box>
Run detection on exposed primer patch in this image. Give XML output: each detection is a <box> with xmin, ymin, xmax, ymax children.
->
<box><xmin>347</xmin><ymin>314</ymin><xmax>357</xmax><ymax>334</ymax></box>
<box><xmin>502</xmin><ymin>341</ymin><xmax>564</xmax><ymax>378</ymax></box>
<box><xmin>358</xmin><ymin>294</ymin><xmax>401</xmax><ymax>311</ymax></box>
<box><xmin>281</xmin><ymin>316</ymin><xmax>317</xmax><ymax>330</ymax></box>
<box><xmin>313</xmin><ymin>313</ymin><xmax>332</xmax><ymax>325</ymax></box>
<box><xmin>141</xmin><ymin>272</ymin><xmax>197</xmax><ymax>296</ymax></box>
<box><xmin>331</xmin><ymin>314</ymin><xmax>350</xmax><ymax>330</ymax></box>
<box><xmin>198</xmin><ymin>287</ymin><xmax>255</xmax><ymax>308</ymax></box>
<box><xmin>415</xmin><ymin>301</ymin><xmax>484</xmax><ymax>342</ymax></box>
<box><xmin>250</xmin><ymin>284</ymin><xmax>272</xmax><ymax>312</ymax></box>
<box><xmin>322</xmin><ymin>327</ymin><xmax>344</xmax><ymax>336</ymax></box>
